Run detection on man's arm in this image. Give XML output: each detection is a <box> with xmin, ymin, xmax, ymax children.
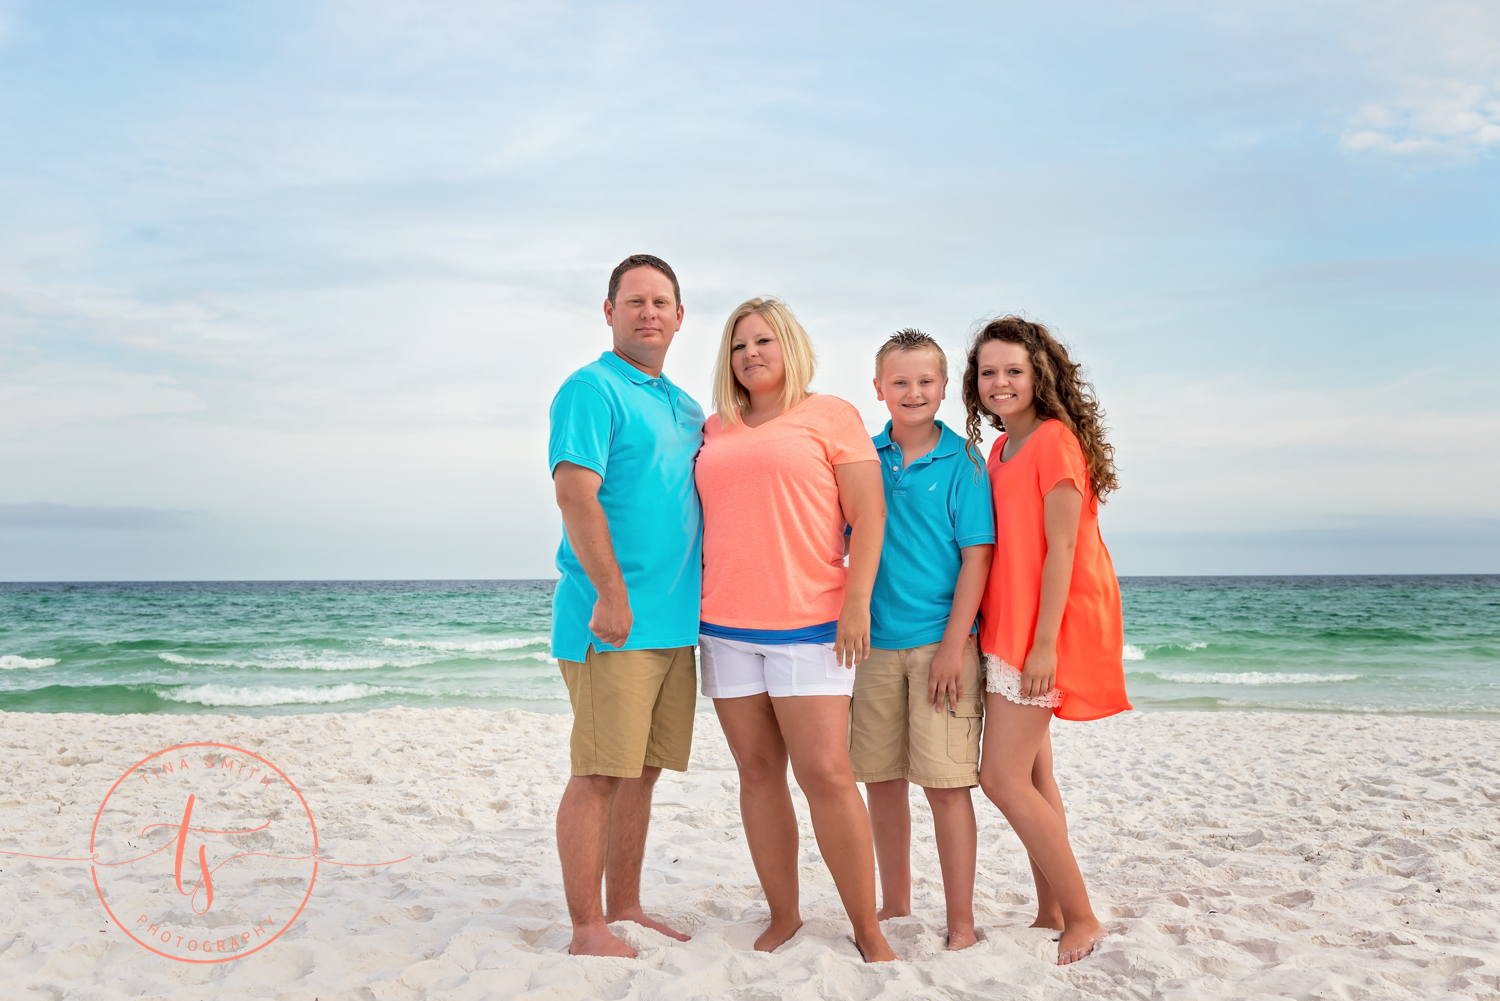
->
<box><xmin>553</xmin><ymin>461</ymin><xmax>632</xmax><ymax>648</ymax></box>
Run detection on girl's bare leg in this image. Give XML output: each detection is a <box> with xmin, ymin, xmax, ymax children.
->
<box><xmin>865</xmin><ymin>778</ymin><xmax>912</xmax><ymax>918</ymax></box>
<box><xmin>978</xmin><ymin>694</ymin><xmax>1104</xmax><ymax>965</ymax></box>
<box><xmin>924</xmin><ymin>785</ymin><xmax>978</xmax><ymax>949</ymax></box>
<box><xmin>1027</xmin><ymin>730</ymin><xmax>1066</xmax><ymax>930</ymax></box>
<box><xmin>714</xmin><ymin>694</ymin><xmax>803</xmax><ymax>951</ymax></box>
<box><xmin>772</xmin><ymin>695</ymin><xmax>896</xmax><ymax>962</ymax></box>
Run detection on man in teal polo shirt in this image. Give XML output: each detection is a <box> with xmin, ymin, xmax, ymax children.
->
<box><xmin>549</xmin><ymin>254</ymin><xmax>703</xmax><ymax>958</ymax></box>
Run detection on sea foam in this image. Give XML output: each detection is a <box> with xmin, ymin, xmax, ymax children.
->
<box><xmin>0</xmin><ymin>655</ymin><xmax>59</xmax><ymax>670</ymax></box>
<box><xmin>379</xmin><ymin>636</ymin><xmax>548</xmax><ymax>653</ymax></box>
<box><xmin>157</xmin><ymin>683</ymin><xmax>403</xmax><ymax>707</ymax></box>
<box><xmin>1152</xmin><ymin>671</ymin><xmax>1361</xmax><ymax>685</ymax></box>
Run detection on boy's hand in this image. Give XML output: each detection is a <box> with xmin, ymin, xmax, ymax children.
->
<box><xmin>1020</xmin><ymin>642</ymin><xmax>1058</xmax><ymax>699</ymax></box>
<box><xmin>927</xmin><ymin>639</ymin><xmax>964</xmax><ymax>712</ymax></box>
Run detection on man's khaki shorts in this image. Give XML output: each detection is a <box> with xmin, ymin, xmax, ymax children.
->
<box><xmin>849</xmin><ymin>637</ymin><xmax>983</xmax><ymax>788</ymax></box>
<box><xmin>558</xmin><ymin>645</ymin><xmax>696</xmax><ymax>778</ymax></box>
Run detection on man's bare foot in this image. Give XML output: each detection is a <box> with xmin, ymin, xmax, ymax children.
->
<box><xmin>876</xmin><ymin>904</ymin><xmax>910</xmax><ymax>921</ymax></box>
<box><xmin>945</xmin><ymin>926</ymin><xmax>979</xmax><ymax>951</ymax></box>
<box><xmin>1030</xmin><ymin>910</ymin><xmax>1065</xmax><ymax>931</ymax></box>
<box><xmin>1056</xmin><ymin>918</ymin><xmax>1105</xmax><ymax>965</ymax></box>
<box><xmin>854</xmin><ymin>929</ymin><xmax>897</xmax><ymax>962</ymax></box>
<box><xmin>754</xmin><ymin>917</ymin><xmax>803</xmax><ymax>952</ymax></box>
<box><xmin>568</xmin><ymin>923</ymin><xmax>637</xmax><ymax>958</ymax></box>
<box><xmin>606</xmin><ymin>906</ymin><xmax>690</xmax><ymax>942</ymax></box>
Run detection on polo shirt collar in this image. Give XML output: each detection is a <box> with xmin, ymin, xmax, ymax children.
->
<box><xmin>875</xmin><ymin>420</ymin><xmax>965</xmax><ymax>462</ymax></box>
<box><xmin>599</xmin><ymin>349</ymin><xmax>672</xmax><ymax>388</ymax></box>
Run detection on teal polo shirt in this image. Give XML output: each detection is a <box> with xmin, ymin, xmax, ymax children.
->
<box><xmin>869</xmin><ymin>420</ymin><xmax>995</xmax><ymax>650</ymax></box>
<box><xmin>548</xmin><ymin>351</ymin><xmax>705</xmax><ymax>662</ymax></box>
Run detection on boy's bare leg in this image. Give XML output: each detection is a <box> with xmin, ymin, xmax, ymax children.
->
<box><xmin>924</xmin><ymin>785</ymin><xmax>978</xmax><ymax>949</ymax></box>
<box><xmin>604</xmin><ymin>766</ymin><xmax>690</xmax><ymax>941</ymax></box>
<box><xmin>1027</xmin><ymin>730</ymin><xmax>1066</xmax><ymax>930</ymax></box>
<box><xmin>866</xmin><ymin>778</ymin><xmax>912</xmax><ymax>919</ymax></box>
<box><xmin>557</xmin><ymin>774</ymin><xmax>635</xmax><ymax>957</ymax></box>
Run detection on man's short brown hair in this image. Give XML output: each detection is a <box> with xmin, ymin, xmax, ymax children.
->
<box><xmin>608</xmin><ymin>254</ymin><xmax>681</xmax><ymax>306</ymax></box>
<box><xmin>875</xmin><ymin>328</ymin><xmax>947</xmax><ymax>379</ymax></box>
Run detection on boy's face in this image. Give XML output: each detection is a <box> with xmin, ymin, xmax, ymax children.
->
<box><xmin>874</xmin><ymin>348</ymin><xmax>946</xmax><ymax>429</ymax></box>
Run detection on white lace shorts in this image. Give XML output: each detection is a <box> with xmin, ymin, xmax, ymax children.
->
<box><xmin>983</xmin><ymin>654</ymin><xmax>1065</xmax><ymax>708</ymax></box>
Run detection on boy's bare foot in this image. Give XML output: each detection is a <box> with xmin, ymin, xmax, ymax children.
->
<box><xmin>568</xmin><ymin>924</ymin><xmax>637</xmax><ymax>958</ymax></box>
<box><xmin>945</xmin><ymin>926</ymin><xmax>979</xmax><ymax>951</ymax></box>
<box><xmin>876</xmin><ymin>904</ymin><xmax>911</xmax><ymax>920</ymax></box>
<box><xmin>854</xmin><ymin>930</ymin><xmax>897</xmax><ymax>962</ymax></box>
<box><xmin>606</xmin><ymin>906</ymin><xmax>690</xmax><ymax>942</ymax></box>
<box><xmin>754</xmin><ymin>917</ymin><xmax>803</xmax><ymax>952</ymax></box>
<box><xmin>1056</xmin><ymin>918</ymin><xmax>1105</xmax><ymax>965</ymax></box>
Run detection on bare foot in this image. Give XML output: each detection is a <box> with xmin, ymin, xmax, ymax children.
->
<box><xmin>946</xmin><ymin>926</ymin><xmax>979</xmax><ymax>951</ymax></box>
<box><xmin>854</xmin><ymin>929</ymin><xmax>897</xmax><ymax>962</ymax></box>
<box><xmin>754</xmin><ymin>917</ymin><xmax>803</xmax><ymax>952</ymax></box>
<box><xmin>606</xmin><ymin>906</ymin><xmax>690</xmax><ymax>942</ymax></box>
<box><xmin>1030</xmin><ymin>910</ymin><xmax>1064</xmax><ymax>931</ymax></box>
<box><xmin>568</xmin><ymin>924</ymin><xmax>637</xmax><ymax>958</ymax></box>
<box><xmin>1056</xmin><ymin>918</ymin><xmax>1105</xmax><ymax>965</ymax></box>
<box><xmin>876</xmin><ymin>904</ymin><xmax>911</xmax><ymax>921</ymax></box>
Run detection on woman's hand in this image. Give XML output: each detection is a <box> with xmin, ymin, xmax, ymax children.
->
<box><xmin>1020</xmin><ymin>641</ymin><xmax>1058</xmax><ymax>699</ymax></box>
<box><xmin>835</xmin><ymin>598</ymin><xmax>871</xmax><ymax>668</ymax></box>
<box><xmin>927</xmin><ymin>639</ymin><xmax>964</xmax><ymax>711</ymax></box>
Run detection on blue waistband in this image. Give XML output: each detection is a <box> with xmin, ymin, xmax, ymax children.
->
<box><xmin>699</xmin><ymin>620</ymin><xmax>838</xmax><ymax>645</ymax></box>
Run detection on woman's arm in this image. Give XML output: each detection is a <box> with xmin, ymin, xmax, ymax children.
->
<box><xmin>927</xmin><ymin>543</ymin><xmax>993</xmax><ymax>710</ymax></box>
<box><xmin>1021</xmin><ymin>482</ymin><xmax>1083</xmax><ymax>698</ymax></box>
<box><xmin>833</xmin><ymin>460</ymin><xmax>885</xmax><ymax>668</ymax></box>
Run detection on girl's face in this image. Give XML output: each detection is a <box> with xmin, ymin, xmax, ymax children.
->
<box><xmin>731</xmin><ymin>313</ymin><xmax>786</xmax><ymax>395</ymax></box>
<box><xmin>976</xmin><ymin>340</ymin><xmax>1036</xmax><ymax>421</ymax></box>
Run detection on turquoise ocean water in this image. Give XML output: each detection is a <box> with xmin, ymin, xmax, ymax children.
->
<box><xmin>0</xmin><ymin>576</ymin><xmax>1496</xmax><ymax>717</ymax></box>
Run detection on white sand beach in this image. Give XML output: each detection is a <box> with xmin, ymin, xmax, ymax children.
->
<box><xmin>2</xmin><ymin>707</ymin><xmax>1498</xmax><ymax>1000</ymax></box>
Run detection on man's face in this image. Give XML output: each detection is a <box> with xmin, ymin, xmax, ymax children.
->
<box><xmin>604</xmin><ymin>267</ymin><xmax>683</xmax><ymax>364</ymax></box>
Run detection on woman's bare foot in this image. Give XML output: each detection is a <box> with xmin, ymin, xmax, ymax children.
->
<box><xmin>876</xmin><ymin>904</ymin><xmax>911</xmax><ymax>921</ymax></box>
<box><xmin>854</xmin><ymin>930</ymin><xmax>897</xmax><ymax>962</ymax></box>
<box><xmin>946</xmin><ymin>926</ymin><xmax>979</xmax><ymax>951</ymax></box>
<box><xmin>754</xmin><ymin>917</ymin><xmax>803</xmax><ymax>952</ymax></box>
<box><xmin>606</xmin><ymin>906</ymin><xmax>690</xmax><ymax>942</ymax></box>
<box><xmin>1056</xmin><ymin>918</ymin><xmax>1105</xmax><ymax>965</ymax></box>
<box><xmin>568</xmin><ymin>924</ymin><xmax>637</xmax><ymax>958</ymax></box>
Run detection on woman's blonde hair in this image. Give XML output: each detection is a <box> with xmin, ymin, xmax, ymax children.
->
<box><xmin>712</xmin><ymin>297</ymin><xmax>817</xmax><ymax>424</ymax></box>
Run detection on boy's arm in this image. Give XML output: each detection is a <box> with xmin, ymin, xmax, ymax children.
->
<box><xmin>927</xmin><ymin>543</ymin><xmax>994</xmax><ymax>711</ymax></box>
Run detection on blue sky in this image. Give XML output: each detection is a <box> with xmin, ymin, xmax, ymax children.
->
<box><xmin>1</xmin><ymin>1</ymin><xmax>1497</xmax><ymax>579</ymax></box>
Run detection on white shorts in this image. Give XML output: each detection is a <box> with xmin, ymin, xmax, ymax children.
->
<box><xmin>698</xmin><ymin>635</ymin><xmax>856</xmax><ymax>699</ymax></box>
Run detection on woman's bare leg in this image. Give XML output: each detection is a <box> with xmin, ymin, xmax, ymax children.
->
<box><xmin>772</xmin><ymin>695</ymin><xmax>896</xmax><ymax>962</ymax></box>
<box><xmin>714</xmin><ymin>694</ymin><xmax>802</xmax><ymax>951</ymax></box>
<box><xmin>865</xmin><ymin>778</ymin><xmax>911</xmax><ymax>918</ymax></box>
<box><xmin>923</xmin><ymin>785</ymin><xmax>978</xmax><ymax>949</ymax></box>
<box><xmin>978</xmin><ymin>695</ymin><xmax>1103</xmax><ymax>965</ymax></box>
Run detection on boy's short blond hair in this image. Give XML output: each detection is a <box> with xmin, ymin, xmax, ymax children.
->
<box><xmin>875</xmin><ymin>328</ymin><xmax>947</xmax><ymax>380</ymax></box>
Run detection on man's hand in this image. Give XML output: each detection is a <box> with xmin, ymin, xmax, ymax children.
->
<box><xmin>927</xmin><ymin>639</ymin><xmax>965</xmax><ymax>712</ymax></box>
<box><xmin>1020</xmin><ymin>641</ymin><xmax>1058</xmax><ymax>700</ymax></box>
<box><xmin>589</xmin><ymin>587</ymin><xmax>633</xmax><ymax>649</ymax></box>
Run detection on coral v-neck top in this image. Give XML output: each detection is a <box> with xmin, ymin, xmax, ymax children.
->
<box><xmin>978</xmin><ymin>419</ymin><xmax>1131</xmax><ymax>721</ymax></box>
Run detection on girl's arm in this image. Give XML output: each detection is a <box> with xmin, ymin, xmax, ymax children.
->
<box><xmin>834</xmin><ymin>460</ymin><xmax>886</xmax><ymax>668</ymax></box>
<box><xmin>927</xmin><ymin>543</ymin><xmax>993</xmax><ymax>711</ymax></box>
<box><xmin>1022</xmin><ymin>482</ymin><xmax>1083</xmax><ymax>698</ymax></box>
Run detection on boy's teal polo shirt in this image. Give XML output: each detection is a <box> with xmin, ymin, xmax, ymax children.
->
<box><xmin>869</xmin><ymin>420</ymin><xmax>995</xmax><ymax>650</ymax></box>
<box><xmin>548</xmin><ymin>351</ymin><xmax>705</xmax><ymax>663</ymax></box>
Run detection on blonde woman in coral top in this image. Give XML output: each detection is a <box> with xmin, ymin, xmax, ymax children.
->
<box><xmin>694</xmin><ymin>297</ymin><xmax>894</xmax><ymax>963</ymax></box>
<box><xmin>962</xmin><ymin>315</ymin><xmax>1131</xmax><ymax>966</ymax></box>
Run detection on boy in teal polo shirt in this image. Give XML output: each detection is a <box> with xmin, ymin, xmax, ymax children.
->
<box><xmin>849</xmin><ymin>329</ymin><xmax>995</xmax><ymax>951</ymax></box>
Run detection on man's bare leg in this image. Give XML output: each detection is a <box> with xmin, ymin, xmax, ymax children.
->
<box><xmin>557</xmin><ymin>774</ymin><xmax>635</xmax><ymax>957</ymax></box>
<box><xmin>604</xmin><ymin>765</ymin><xmax>689</xmax><ymax>941</ymax></box>
<box><xmin>925</xmin><ymin>785</ymin><xmax>978</xmax><ymax>949</ymax></box>
<box><xmin>866</xmin><ymin>778</ymin><xmax>912</xmax><ymax>919</ymax></box>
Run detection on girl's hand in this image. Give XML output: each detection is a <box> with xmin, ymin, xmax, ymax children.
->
<box><xmin>1020</xmin><ymin>642</ymin><xmax>1057</xmax><ymax>699</ymax></box>
<box><xmin>927</xmin><ymin>640</ymin><xmax>964</xmax><ymax>711</ymax></box>
<box><xmin>836</xmin><ymin>599</ymin><xmax>871</xmax><ymax>669</ymax></box>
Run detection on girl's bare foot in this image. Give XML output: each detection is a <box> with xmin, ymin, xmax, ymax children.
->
<box><xmin>568</xmin><ymin>924</ymin><xmax>638</xmax><ymax>958</ymax></box>
<box><xmin>1030</xmin><ymin>911</ymin><xmax>1064</xmax><ymax>931</ymax></box>
<box><xmin>946</xmin><ymin>926</ymin><xmax>979</xmax><ymax>951</ymax></box>
<box><xmin>854</xmin><ymin>930</ymin><xmax>897</xmax><ymax>962</ymax></box>
<box><xmin>754</xmin><ymin>917</ymin><xmax>803</xmax><ymax>952</ymax></box>
<box><xmin>606</xmin><ymin>906</ymin><xmax>690</xmax><ymax>942</ymax></box>
<box><xmin>876</xmin><ymin>904</ymin><xmax>910</xmax><ymax>920</ymax></box>
<box><xmin>1056</xmin><ymin>918</ymin><xmax>1105</xmax><ymax>965</ymax></box>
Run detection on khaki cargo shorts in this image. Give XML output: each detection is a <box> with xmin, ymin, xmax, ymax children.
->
<box><xmin>557</xmin><ymin>645</ymin><xmax>696</xmax><ymax>778</ymax></box>
<box><xmin>849</xmin><ymin>636</ymin><xmax>983</xmax><ymax>788</ymax></box>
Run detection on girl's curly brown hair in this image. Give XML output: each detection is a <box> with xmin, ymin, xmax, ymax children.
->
<box><xmin>961</xmin><ymin>315</ymin><xmax>1119</xmax><ymax>505</ymax></box>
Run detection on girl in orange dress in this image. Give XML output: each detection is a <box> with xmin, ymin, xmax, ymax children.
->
<box><xmin>962</xmin><ymin>315</ymin><xmax>1131</xmax><ymax>965</ymax></box>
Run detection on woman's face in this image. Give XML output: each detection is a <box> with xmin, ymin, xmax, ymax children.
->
<box><xmin>731</xmin><ymin>313</ymin><xmax>786</xmax><ymax>395</ymax></box>
<box><xmin>976</xmin><ymin>340</ymin><xmax>1035</xmax><ymax>420</ymax></box>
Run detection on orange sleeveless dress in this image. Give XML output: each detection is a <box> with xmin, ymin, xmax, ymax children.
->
<box><xmin>978</xmin><ymin>419</ymin><xmax>1131</xmax><ymax>721</ymax></box>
